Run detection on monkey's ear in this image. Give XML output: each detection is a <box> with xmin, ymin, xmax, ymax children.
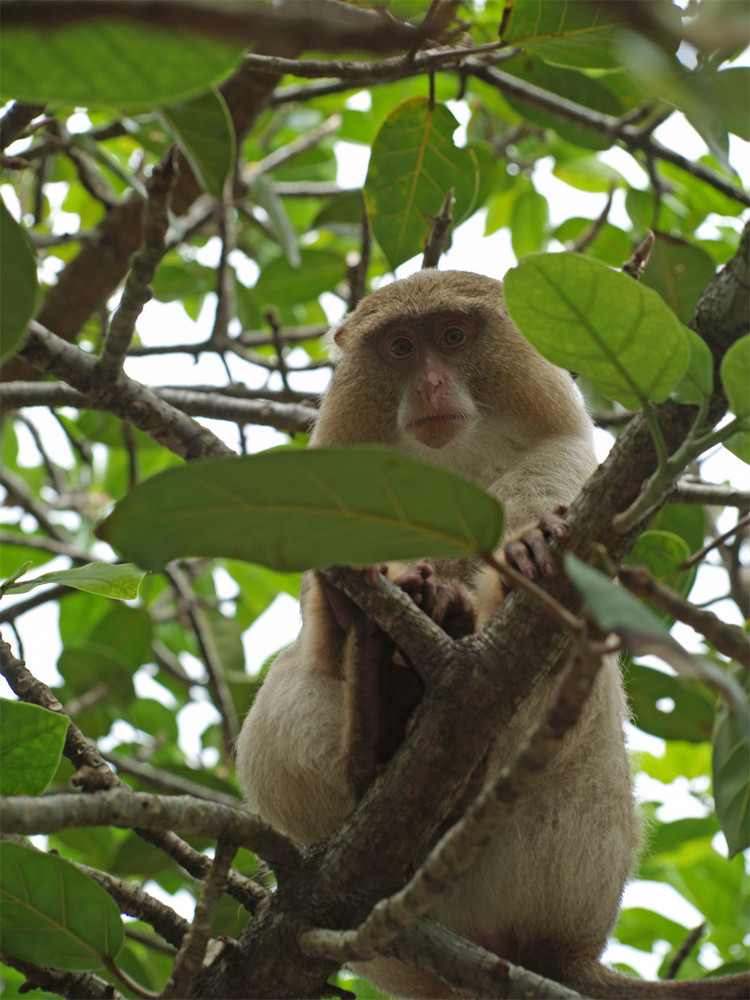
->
<box><xmin>332</xmin><ymin>322</ymin><xmax>347</xmax><ymax>347</ymax></box>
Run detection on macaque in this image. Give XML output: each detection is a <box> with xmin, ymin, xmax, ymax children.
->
<box><xmin>236</xmin><ymin>271</ymin><xmax>746</xmax><ymax>999</ymax></box>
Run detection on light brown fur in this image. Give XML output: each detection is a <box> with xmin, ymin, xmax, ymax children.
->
<box><xmin>236</xmin><ymin>271</ymin><xmax>746</xmax><ymax>999</ymax></box>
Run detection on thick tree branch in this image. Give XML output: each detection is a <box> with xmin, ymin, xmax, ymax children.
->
<box><xmin>0</xmin><ymin>789</ymin><xmax>301</xmax><ymax>872</ymax></box>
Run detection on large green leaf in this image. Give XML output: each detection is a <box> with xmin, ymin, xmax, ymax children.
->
<box><xmin>158</xmin><ymin>89</ymin><xmax>235</xmax><ymax>200</ymax></box>
<box><xmin>5</xmin><ymin>562</ymin><xmax>145</xmax><ymax>600</ymax></box>
<box><xmin>503</xmin><ymin>53</ymin><xmax>622</xmax><ymax>149</ymax></box>
<box><xmin>641</xmin><ymin>235</ymin><xmax>716</xmax><ymax>325</ymax></box>
<box><xmin>0</xmin><ymin>201</ymin><xmax>37</xmax><ymax>361</ymax></box>
<box><xmin>713</xmin><ymin>663</ymin><xmax>750</xmax><ymax>858</ymax></box>
<box><xmin>364</xmin><ymin>98</ymin><xmax>478</xmax><ymax>269</ymax></box>
<box><xmin>0</xmin><ymin>701</ymin><xmax>68</xmax><ymax>796</ymax></box>
<box><xmin>500</xmin><ymin>0</ymin><xmax>628</xmax><ymax>68</ymax></box>
<box><xmin>720</xmin><ymin>336</ymin><xmax>750</xmax><ymax>418</ymax></box>
<box><xmin>97</xmin><ymin>448</ymin><xmax>504</xmax><ymax>572</ymax></box>
<box><xmin>504</xmin><ymin>253</ymin><xmax>690</xmax><ymax>410</ymax></box>
<box><xmin>624</xmin><ymin>662</ymin><xmax>715</xmax><ymax>743</ymax></box>
<box><xmin>0</xmin><ymin>842</ymin><xmax>124</xmax><ymax>970</ymax></box>
<box><xmin>0</xmin><ymin>21</ymin><xmax>244</xmax><ymax>108</ymax></box>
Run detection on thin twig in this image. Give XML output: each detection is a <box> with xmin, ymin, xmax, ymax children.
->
<box><xmin>97</xmin><ymin>149</ymin><xmax>179</xmax><ymax>383</ymax></box>
<box><xmin>421</xmin><ymin>188</ymin><xmax>455</xmax><ymax>269</ymax></box>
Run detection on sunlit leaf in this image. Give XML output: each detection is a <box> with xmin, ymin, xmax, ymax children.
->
<box><xmin>364</xmin><ymin>98</ymin><xmax>478</xmax><ymax>269</ymax></box>
<box><xmin>0</xmin><ymin>842</ymin><xmax>124</xmax><ymax>970</ymax></box>
<box><xmin>510</xmin><ymin>188</ymin><xmax>549</xmax><ymax>260</ymax></box>
<box><xmin>6</xmin><ymin>562</ymin><xmax>145</xmax><ymax>600</ymax></box>
<box><xmin>0</xmin><ymin>201</ymin><xmax>37</xmax><ymax>361</ymax></box>
<box><xmin>0</xmin><ymin>701</ymin><xmax>68</xmax><ymax>796</ymax></box>
<box><xmin>159</xmin><ymin>88</ymin><xmax>235</xmax><ymax>199</ymax></box>
<box><xmin>624</xmin><ymin>531</ymin><xmax>693</xmax><ymax>600</ymax></box>
<box><xmin>504</xmin><ymin>253</ymin><xmax>690</xmax><ymax>410</ymax></box>
<box><xmin>97</xmin><ymin>448</ymin><xmax>504</xmax><ymax>572</ymax></box>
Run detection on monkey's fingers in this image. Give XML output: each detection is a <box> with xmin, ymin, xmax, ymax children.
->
<box><xmin>538</xmin><ymin>509</ymin><xmax>568</xmax><ymax>542</ymax></box>
<box><xmin>505</xmin><ymin>531</ymin><xmax>556</xmax><ymax>580</ymax></box>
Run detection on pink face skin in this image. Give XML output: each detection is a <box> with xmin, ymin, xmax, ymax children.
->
<box><xmin>378</xmin><ymin>315</ymin><xmax>478</xmax><ymax>449</ymax></box>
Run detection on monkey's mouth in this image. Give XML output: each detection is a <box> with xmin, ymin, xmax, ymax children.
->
<box><xmin>409</xmin><ymin>412</ymin><xmax>473</xmax><ymax>449</ymax></box>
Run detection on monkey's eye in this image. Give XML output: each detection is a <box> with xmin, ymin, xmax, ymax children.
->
<box><xmin>441</xmin><ymin>326</ymin><xmax>468</xmax><ymax>348</ymax></box>
<box><xmin>388</xmin><ymin>336</ymin><xmax>414</xmax><ymax>357</ymax></box>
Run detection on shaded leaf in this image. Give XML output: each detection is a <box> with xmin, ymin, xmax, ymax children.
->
<box><xmin>713</xmin><ymin>663</ymin><xmax>750</xmax><ymax>857</ymax></box>
<box><xmin>672</xmin><ymin>329</ymin><xmax>714</xmax><ymax>405</ymax></box>
<box><xmin>624</xmin><ymin>661</ymin><xmax>715</xmax><ymax>743</ymax></box>
<box><xmin>0</xmin><ymin>842</ymin><xmax>124</xmax><ymax>970</ymax></box>
<box><xmin>624</xmin><ymin>530</ymin><xmax>693</xmax><ymax>601</ymax></box>
<box><xmin>254</xmin><ymin>249</ymin><xmax>345</xmax><ymax>308</ymax></box>
<box><xmin>0</xmin><ymin>20</ymin><xmax>243</xmax><ymax>108</ymax></box>
<box><xmin>97</xmin><ymin>447</ymin><xmax>504</xmax><ymax>572</ymax></box>
<box><xmin>0</xmin><ymin>701</ymin><xmax>68</xmax><ymax>796</ymax></box>
<box><xmin>6</xmin><ymin>562</ymin><xmax>145</xmax><ymax>600</ymax></box>
<box><xmin>641</xmin><ymin>235</ymin><xmax>716</xmax><ymax>325</ymax></box>
<box><xmin>364</xmin><ymin>98</ymin><xmax>478</xmax><ymax>269</ymax></box>
<box><xmin>504</xmin><ymin>253</ymin><xmax>689</xmax><ymax>410</ymax></box>
<box><xmin>720</xmin><ymin>336</ymin><xmax>749</xmax><ymax>418</ymax></box>
<box><xmin>567</xmin><ymin>556</ymin><xmax>748</xmax><ymax>727</ymax></box>
<box><xmin>511</xmin><ymin>188</ymin><xmax>549</xmax><ymax>260</ymax></box>
<box><xmin>0</xmin><ymin>201</ymin><xmax>37</xmax><ymax>361</ymax></box>
<box><xmin>159</xmin><ymin>88</ymin><xmax>235</xmax><ymax>200</ymax></box>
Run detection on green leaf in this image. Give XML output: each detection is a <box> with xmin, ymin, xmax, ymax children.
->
<box><xmin>0</xmin><ymin>701</ymin><xmax>68</xmax><ymax>796</ymax></box>
<box><xmin>624</xmin><ymin>530</ymin><xmax>693</xmax><ymax>600</ymax></box>
<box><xmin>504</xmin><ymin>253</ymin><xmax>690</xmax><ymax>410</ymax></box>
<box><xmin>0</xmin><ymin>21</ymin><xmax>244</xmax><ymax>108</ymax></box>
<box><xmin>567</xmin><ymin>556</ymin><xmax>749</xmax><ymax>725</ymax></box>
<box><xmin>720</xmin><ymin>336</ymin><xmax>750</xmax><ymax>418</ymax></box>
<box><xmin>254</xmin><ymin>249</ymin><xmax>345</xmax><ymax>309</ymax></box>
<box><xmin>503</xmin><ymin>54</ymin><xmax>622</xmax><ymax>149</ymax></box>
<box><xmin>723</xmin><ymin>420</ymin><xmax>749</xmax><ymax>465</ymax></box>
<box><xmin>158</xmin><ymin>89</ymin><xmax>235</xmax><ymax>200</ymax></box>
<box><xmin>715</xmin><ymin>68</ymin><xmax>750</xmax><ymax>141</ymax></box>
<box><xmin>0</xmin><ymin>841</ymin><xmax>124</xmax><ymax>970</ymax></box>
<box><xmin>552</xmin><ymin>156</ymin><xmax>625</xmax><ymax>194</ymax></box>
<box><xmin>641</xmin><ymin>235</ymin><xmax>716</xmax><ymax>325</ymax></box>
<box><xmin>671</xmin><ymin>329</ymin><xmax>714</xmax><ymax>405</ymax></box>
<box><xmin>364</xmin><ymin>98</ymin><xmax>478</xmax><ymax>269</ymax></box>
<box><xmin>511</xmin><ymin>188</ymin><xmax>549</xmax><ymax>261</ymax></box>
<box><xmin>0</xmin><ymin>201</ymin><xmax>37</xmax><ymax>361</ymax></box>
<box><xmin>500</xmin><ymin>0</ymin><xmax>627</xmax><ymax>68</ymax></box>
<box><xmin>6</xmin><ymin>562</ymin><xmax>145</xmax><ymax>600</ymax></box>
<box><xmin>624</xmin><ymin>662</ymin><xmax>715</xmax><ymax>743</ymax></box>
<box><xmin>97</xmin><ymin>447</ymin><xmax>504</xmax><ymax>572</ymax></box>
<box><xmin>713</xmin><ymin>663</ymin><xmax>750</xmax><ymax>858</ymax></box>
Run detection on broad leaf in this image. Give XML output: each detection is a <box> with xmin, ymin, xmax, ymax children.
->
<box><xmin>6</xmin><ymin>562</ymin><xmax>145</xmax><ymax>600</ymax></box>
<box><xmin>713</xmin><ymin>663</ymin><xmax>750</xmax><ymax>857</ymax></box>
<box><xmin>504</xmin><ymin>253</ymin><xmax>690</xmax><ymax>410</ymax></box>
<box><xmin>0</xmin><ymin>201</ymin><xmax>37</xmax><ymax>361</ymax></box>
<box><xmin>0</xmin><ymin>842</ymin><xmax>124</xmax><ymax>970</ymax></box>
<box><xmin>510</xmin><ymin>188</ymin><xmax>549</xmax><ymax>261</ymax></box>
<box><xmin>97</xmin><ymin>448</ymin><xmax>504</xmax><ymax>572</ymax></box>
<box><xmin>566</xmin><ymin>555</ymin><xmax>748</xmax><ymax>725</ymax></box>
<box><xmin>159</xmin><ymin>88</ymin><xmax>235</xmax><ymax>200</ymax></box>
<box><xmin>364</xmin><ymin>98</ymin><xmax>478</xmax><ymax>269</ymax></box>
<box><xmin>0</xmin><ymin>20</ymin><xmax>243</xmax><ymax>107</ymax></box>
<box><xmin>624</xmin><ymin>662</ymin><xmax>715</xmax><ymax>743</ymax></box>
<box><xmin>641</xmin><ymin>236</ymin><xmax>716</xmax><ymax>325</ymax></box>
<box><xmin>671</xmin><ymin>329</ymin><xmax>714</xmax><ymax>405</ymax></box>
<box><xmin>624</xmin><ymin>531</ymin><xmax>693</xmax><ymax>601</ymax></box>
<box><xmin>500</xmin><ymin>0</ymin><xmax>627</xmax><ymax>68</ymax></box>
<box><xmin>0</xmin><ymin>701</ymin><xmax>68</xmax><ymax>796</ymax></box>
<box><xmin>720</xmin><ymin>336</ymin><xmax>750</xmax><ymax>418</ymax></box>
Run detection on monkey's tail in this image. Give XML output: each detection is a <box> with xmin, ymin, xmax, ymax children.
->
<box><xmin>562</xmin><ymin>958</ymin><xmax>749</xmax><ymax>999</ymax></box>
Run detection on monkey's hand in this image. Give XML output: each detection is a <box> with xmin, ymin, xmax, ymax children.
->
<box><xmin>504</xmin><ymin>505</ymin><xmax>569</xmax><ymax>581</ymax></box>
<box><xmin>392</xmin><ymin>559</ymin><xmax>476</xmax><ymax>639</ymax></box>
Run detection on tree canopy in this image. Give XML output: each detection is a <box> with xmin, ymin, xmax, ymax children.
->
<box><xmin>0</xmin><ymin>2</ymin><xmax>748</xmax><ymax>998</ymax></box>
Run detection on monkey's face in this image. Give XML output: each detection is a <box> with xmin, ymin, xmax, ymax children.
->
<box><xmin>376</xmin><ymin>313</ymin><xmax>479</xmax><ymax>450</ymax></box>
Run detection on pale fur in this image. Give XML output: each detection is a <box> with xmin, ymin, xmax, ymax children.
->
<box><xmin>236</xmin><ymin>270</ymin><xmax>640</xmax><ymax>997</ymax></box>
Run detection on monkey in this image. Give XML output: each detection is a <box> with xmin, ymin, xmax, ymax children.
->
<box><xmin>235</xmin><ymin>270</ymin><xmax>748</xmax><ymax>1000</ymax></box>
